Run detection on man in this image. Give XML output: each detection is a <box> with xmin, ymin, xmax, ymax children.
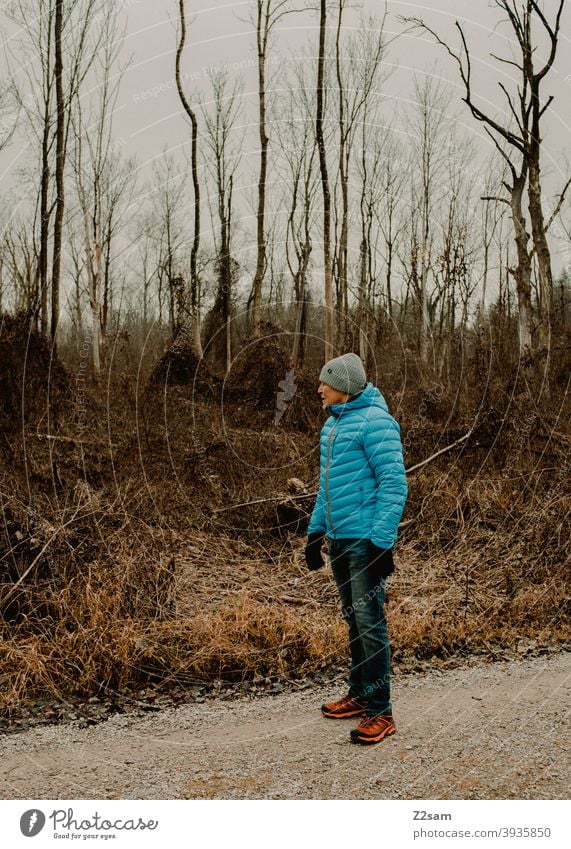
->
<box><xmin>305</xmin><ymin>352</ymin><xmax>408</xmax><ymax>745</ymax></box>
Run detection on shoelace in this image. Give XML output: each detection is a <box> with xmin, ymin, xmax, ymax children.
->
<box><xmin>360</xmin><ymin>715</ymin><xmax>390</xmax><ymax>728</ymax></box>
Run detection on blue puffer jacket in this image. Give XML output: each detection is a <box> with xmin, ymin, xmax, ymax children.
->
<box><xmin>307</xmin><ymin>383</ymin><xmax>408</xmax><ymax>548</ymax></box>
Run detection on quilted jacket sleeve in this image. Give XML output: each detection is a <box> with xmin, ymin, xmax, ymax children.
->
<box><xmin>307</xmin><ymin>477</ymin><xmax>327</xmax><ymax>535</ymax></box>
<box><xmin>307</xmin><ymin>427</ymin><xmax>327</xmax><ymax>535</ymax></box>
<box><xmin>362</xmin><ymin>412</ymin><xmax>408</xmax><ymax>548</ymax></box>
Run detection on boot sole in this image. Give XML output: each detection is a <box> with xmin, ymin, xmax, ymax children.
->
<box><xmin>350</xmin><ymin>726</ymin><xmax>397</xmax><ymax>744</ymax></box>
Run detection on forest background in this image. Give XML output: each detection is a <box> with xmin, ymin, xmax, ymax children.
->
<box><xmin>0</xmin><ymin>0</ymin><xmax>569</xmax><ymax>727</ymax></box>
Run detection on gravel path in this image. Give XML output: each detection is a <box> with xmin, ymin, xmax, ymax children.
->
<box><xmin>1</xmin><ymin>653</ymin><xmax>569</xmax><ymax>800</ymax></box>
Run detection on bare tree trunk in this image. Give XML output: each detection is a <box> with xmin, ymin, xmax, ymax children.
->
<box><xmin>528</xmin><ymin>73</ymin><xmax>551</xmax><ymax>349</ymax></box>
<box><xmin>49</xmin><ymin>0</ymin><xmax>64</xmax><ymax>348</ymax></box>
<box><xmin>509</xmin><ymin>173</ymin><xmax>533</xmax><ymax>352</ymax></box>
<box><xmin>88</xmin><ymin>242</ymin><xmax>102</xmax><ymax>376</ymax></box>
<box><xmin>528</xmin><ymin>158</ymin><xmax>552</xmax><ymax>345</ymax></box>
<box><xmin>74</xmin><ymin>273</ymin><xmax>83</xmax><ymax>341</ymax></box>
<box><xmin>102</xmin><ymin>216</ymin><xmax>112</xmax><ymax>351</ymax></box>
<box><xmin>357</xmin><ymin>114</ymin><xmax>370</xmax><ymax>360</ymax></box>
<box><xmin>225</xmin><ymin>228</ymin><xmax>232</xmax><ymax>376</ymax></box>
<box><xmin>358</xmin><ymin>235</ymin><xmax>367</xmax><ymax>360</ymax></box>
<box><xmin>34</xmin><ymin>3</ymin><xmax>55</xmax><ymax>338</ymax></box>
<box><xmin>419</xmin><ymin>87</ymin><xmax>432</xmax><ymax>363</ymax></box>
<box><xmin>202</xmin><ymin>69</ymin><xmax>242</xmax><ymax>372</ymax></box>
<box><xmin>317</xmin><ymin>0</ymin><xmax>334</xmax><ymax>360</ymax></box>
<box><xmin>221</xmin><ymin>190</ymin><xmax>232</xmax><ymax>373</ymax></box>
<box><xmin>249</xmin><ymin>1</ymin><xmax>270</xmax><ymax>336</ymax></box>
<box><xmin>406</xmin><ymin>76</ymin><xmax>451</xmax><ymax>363</ymax></box>
<box><xmin>334</xmin><ymin>0</ymin><xmax>349</xmax><ymax>348</ymax></box>
<box><xmin>278</xmin><ymin>61</ymin><xmax>317</xmax><ymax>367</ymax></box>
<box><xmin>39</xmin><ymin>111</ymin><xmax>51</xmax><ymax>336</ymax></box>
<box><xmin>332</xmin><ymin>6</ymin><xmax>386</xmax><ymax>351</ymax></box>
<box><xmin>376</xmin><ymin>143</ymin><xmax>405</xmax><ymax>326</ymax></box>
<box><xmin>176</xmin><ymin>0</ymin><xmax>203</xmax><ymax>356</ymax></box>
<box><xmin>291</xmin><ymin>239</ymin><xmax>311</xmax><ymax>365</ymax></box>
<box><xmin>521</xmin><ymin>0</ymin><xmax>566</xmax><ymax>348</ymax></box>
<box><xmin>386</xmin><ymin>236</ymin><xmax>394</xmax><ymax>320</ymax></box>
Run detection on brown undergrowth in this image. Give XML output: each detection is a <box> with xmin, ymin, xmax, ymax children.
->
<box><xmin>0</xmin><ymin>323</ymin><xmax>570</xmax><ymax>718</ymax></box>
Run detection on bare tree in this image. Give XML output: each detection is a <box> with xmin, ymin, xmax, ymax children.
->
<box><xmin>7</xmin><ymin>0</ymin><xmax>103</xmax><ymax>344</ymax></box>
<box><xmin>521</xmin><ymin>1</ymin><xmax>568</xmax><ymax>346</ymax></box>
<box><xmin>316</xmin><ymin>0</ymin><xmax>334</xmax><ymax>359</ymax></box>
<box><xmin>201</xmin><ymin>70</ymin><xmax>243</xmax><ymax>373</ymax></box>
<box><xmin>356</xmin><ymin>109</ymin><xmax>385</xmax><ymax>359</ymax></box>
<box><xmin>51</xmin><ymin>0</ymin><xmax>65</xmax><ymax>347</ymax></box>
<box><xmin>7</xmin><ymin>1</ymin><xmax>55</xmax><ymax>334</ymax></box>
<box><xmin>439</xmin><ymin>132</ymin><xmax>479</xmax><ymax>338</ymax></box>
<box><xmin>68</xmin><ymin>233</ymin><xmax>85</xmax><ymax>340</ymax></box>
<box><xmin>150</xmin><ymin>153</ymin><xmax>188</xmax><ymax>336</ymax></box>
<box><xmin>245</xmin><ymin>0</ymin><xmax>300</xmax><ymax>335</ymax></box>
<box><xmin>176</xmin><ymin>0</ymin><xmax>203</xmax><ymax>356</ymax></box>
<box><xmin>405</xmin><ymin>74</ymin><xmax>453</xmax><ymax>362</ymax></box>
<box><xmin>2</xmin><ymin>222</ymin><xmax>38</xmax><ymax>314</ymax></box>
<box><xmin>373</xmin><ymin>131</ymin><xmax>407</xmax><ymax>324</ymax></box>
<box><xmin>277</xmin><ymin>64</ymin><xmax>318</xmax><ymax>366</ymax></box>
<box><xmin>70</xmin><ymin>4</ymin><xmax>131</xmax><ymax>376</ymax></box>
<box><xmin>479</xmin><ymin>158</ymin><xmax>508</xmax><ymax>316</ymax></box>
<box><xmin>402</xmin><ymin>1</ymin><xmax>570</xmax><ymax>352</ymax></box>
<box><xmin>133</xmin><ymin>219</ymin><xmax>160</xmax><ymax>328</ymax></box>
<box><xmin>333</xmin><ymin>5</ymin><xmax>386</xmax><ymax>347</ymax></box>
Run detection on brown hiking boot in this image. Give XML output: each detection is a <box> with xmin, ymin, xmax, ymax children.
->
<box><xmin>350</xmin><ymin>714</ymin><xmax>397</xmax><ymax>744</ymax></box>
<box><xmin>321</xmin><ymin>694</ymin><xmax>367</xmax><ymax>719</ymax></box>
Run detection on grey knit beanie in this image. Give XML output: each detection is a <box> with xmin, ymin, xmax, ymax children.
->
<box><xmin>319</xmin><ymin>352</ymin><xmax>367</xmax><ymax>396</ymax></box>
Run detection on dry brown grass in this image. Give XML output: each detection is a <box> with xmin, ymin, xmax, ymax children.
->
<box><xmin>1</xmin><ymin>466</ymin><xmax>568</xmax><ymax>718</ymax></box>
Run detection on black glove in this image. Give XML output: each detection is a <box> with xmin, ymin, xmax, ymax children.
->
<box><xmin>368</xmin><ymin>542</ymin><xmax>395</xmax><ymax>579</ymax></box>
<box><xmin>305</xmin><ymin>532</ymin><xmax>325</xmax><ymax>571</ymax></box>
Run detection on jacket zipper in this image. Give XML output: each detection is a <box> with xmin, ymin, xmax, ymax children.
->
<box><xmin>325</xmin><ymin>424</ymin><xmax>337</xmax><ymax>538</ymax></box>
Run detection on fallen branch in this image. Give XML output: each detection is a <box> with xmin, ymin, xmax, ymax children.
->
<box><xmin>405</xmin><ymin>428</ymin><xmax>474</xmax><ymax>474</ymax></box>
<box><xmin>211</xmin><ymin>428</ymin><xmax>475</xmax><ymax>514</ymax></box>
<box><xmin>211</xmin><ymin>493</ymin><xmax>313</xmax><ymax>513</ymax></box>
<box><xmin>34</xmin><ymin>432</ymin><xmax>119</xmax><ymax>449</ymax></box>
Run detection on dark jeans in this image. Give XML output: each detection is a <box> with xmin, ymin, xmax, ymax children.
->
<box><xmin>328</xmin><ymin>537</ymin><xmax>392</xmax><ymax>717</ymax></box>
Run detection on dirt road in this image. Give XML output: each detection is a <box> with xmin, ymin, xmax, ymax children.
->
<box><xmin>1</xmin><ymin>653</ymin><xmax>569</xmax><ymax>800</ymax></box>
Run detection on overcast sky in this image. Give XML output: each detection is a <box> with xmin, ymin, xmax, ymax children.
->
<box><xmin>1</xmin><ymin>0</ymin><xmax>570</xmax><ymax>275</ymax></box>
<box><xmin>113</xmin><ymin>0</ymin><xmax>570</xmax><ymax>175</ymax></box>
<box><xmin>3</xmin><ymin>1</ymin><xmax>569</xmax><ymax>176</ymax></box>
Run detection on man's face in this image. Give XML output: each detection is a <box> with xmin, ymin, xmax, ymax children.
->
<box><xmin>318</xmin><ymin>382</ymin><xmax>350</xmax><ymax>409</ymax></box>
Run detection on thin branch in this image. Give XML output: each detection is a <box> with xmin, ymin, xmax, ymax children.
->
<box><xmin>401</xmin><ymin>15</ymin><xmax>526</xmax><ymax>155</ymax></box>
<box><xmin>538</xmin><ymin>94</ymin><xmax>554</xmax><ymax>121</ymax></box>
<box><xmin>544</xmin><ymin>176</ymin><xmax>571</xmax><ymax>233</ymax></box>
<box><xmin>490</xmin><ymin>52</ymin><xmax>523</xmax><ymax>72</ymax></box>
<box><xmin>405</xmin><ymin>428</ymin><xmax>474</xmax><ymax>474</ymax></box>
<box><xmin>484</xmin><ymin>126</ymin><xmax>518</xmax><ymax>181</ymax></box>
<box><xmin>34</xmin><ymin>432</ymin><xmax>119</xmax><ymax>449</ymax></box>
<box><xmin>530</xmin><ymin>0</ymin><xmax>565</xmax><ymax>81</ymax></box>
<box><xmin>498</xmin><ymin>81</ymin><xmax>524</xmax><ymax>135</ymax></box>
<box><xmin>497</xmin><ymin>0</ymin><xmax>526</xmax><ymax>48</ymax></box>
<box><xmin>481</xmin><ymin>195</ymin><xmax>511</xmax><ymax>205</ymax></box>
